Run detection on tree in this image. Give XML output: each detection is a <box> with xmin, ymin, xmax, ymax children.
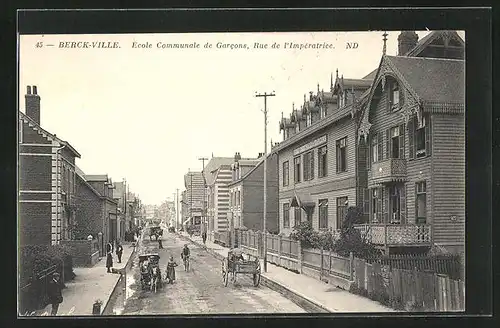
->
<box><xmin>333</xmin><ymin>206</ymin><xmax>381</xmax><ymax>258</ymax></box>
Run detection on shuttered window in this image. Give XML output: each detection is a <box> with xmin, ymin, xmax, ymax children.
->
<box><xmin>282</xmin><ymin>161</ymin><xmax>289</xmax><ymax>186</ymax></box>
<box><xmin>294</xmin><ymin>207</ymin><xmax>301</xmax><ymax>227</ymax></box>
<box><xmin>371</xmin><ymin>188</ymin><xmax>383</xmax><ymax>223</ymax></box>
<box><xmin>415</xmin><ymin>181</ymin><xmax>427</xmax><ymax>224</ymax></box>
<box><xmin>318</xmin><ymin>199</ymin><xmax>329</xmax><ymax>229</ymax></box>
<box><xmin>387</xmin><ymin>125</ymin><xmax>405</xmax><ymax>159</ymax></box>
<box><xmin>336</xmin><ymin>137</ymin><xmax>347</xmax><ymax>172</ymax></box>
<box><xmin>303</xmin><ymin>150</ymin><xmax>315</xmax><ymax>181</ymax></box>
<box><xmin>318</xmin><ymin>145</ymin><xmax>328</xmax><ymax>177</ymax></box>
<box><xmin>410</xmin><ymin>114</ymin><xmax>431</xmax><ymax>159</ymax></box>
<box><xmin>371</xmin><ymin>134</ymin><xmax>381</xmax><ymax>163</ymax></box>
<box><xmin>283</xmin><ymin>203</ymin><xmax>290</xmax><ymax>228</ymax></box>
<box><xmin>294</xmin><ymin>156</ymin><xmax>301</xmax><ymax>183</ymax></box>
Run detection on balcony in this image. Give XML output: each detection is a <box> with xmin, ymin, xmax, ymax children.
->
<box><xmin>354</xmin><ymin>224</ymin><xmax>432</xmax><ymax>247</ymax></box>
<box><xmin>369</xmin><ymin>158</ymin><xmax>407</xmax><ymax>186</ymax></box>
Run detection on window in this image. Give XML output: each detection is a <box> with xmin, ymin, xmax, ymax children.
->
<box><xmin>387</xmin><ymin>125</ymin><xmax>405</xmax><ymax>159</ymax></box>
<box><xmin>294</xmin><ymin>207</ymin><xmax>302</xmax><ymax>227</ymax></box>
<box><xmin>283</xmin><ymin>161</ymin><xmax>289</xmax><ymax>186</ymax></box>
<box><xmin>389</xmin><ymin>82</ymin><xmax>400</xmax><ymax>110</ymax></box>
<box><xmin>415</xmin><ymin>117</ymin><xmax>427</xmax><ymax>158</ymax></box>
<box><xmin>371</xmin><ymin>188</ymin><xmax>383</xmax><ymax>223</ymax></box>
<box><xmin>336</xmin><ymin>137</ymin><xmax>347</xmax><ymax>172</ymax></box>
<box><xmin>283</xmin><ymin>203</ymin><xmax>290</xmax><ymax>228</ymax></box>
<box><xmin>318</xmin><ymin>145</ymin><xmax>328</xmax><ymax>177</ymax></box>
<box><xmin>319</xmin><ymin>199</ymin><xmax>328</xmax><ymax>229</ymax></box>
<box><xmin>371</xmin><ymin>134</ymin><xmax>380</xmax><ymax>163</ymax></box>
<box><xmin>415</xmin><ymin>181</ymin><xmax>427</xmax><ymax>224</ymax></box>
<box><xmin>294</xmin><ymin>156</ymin><xmax>301</xmax><ymax>183</ymax></box>
<box><xmin>362</xmin><ymin>188</ymin><xmax>370</xmax><ymax>221</ymax></box>
<box><xmin>389</xmin><ymin>186</ymin><xmax>401</xmax><ymax>224</ymax></box>
<box><xmin>336</xmin><ymin>197</ymin><xmax>348</xmax><ymax>230</ymax></box>
<box><xmin>306</xmin><ymin>114</ymin><xmax>312</xmax><ymax>127</ymax></box>
<box><xmin>303</xmin><ymin>151</ymin><xmax>314</xmax><ymax>181</ymax></box>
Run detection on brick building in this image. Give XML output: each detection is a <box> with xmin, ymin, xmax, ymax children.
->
<box><xmin>74</xmin><ymin>168</ymin><xmax>118</xmax><ymax>254</ymax></box>
<box><xmin>228</xmin><ymin>152</ymin><xmax>279</xmax><ymax>233</ymax></box>
<box><xmin>19</xmin><ymin>86</ymin><xmax>81</xmax><ymax>246</ymax></box>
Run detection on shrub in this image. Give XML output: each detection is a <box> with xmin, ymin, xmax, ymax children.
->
<box><xmin>289</xmin><ymin>221</ymin><xmax>320</xmax><ymax>249</ymax></box>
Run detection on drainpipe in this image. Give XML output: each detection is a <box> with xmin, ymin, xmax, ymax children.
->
<box><xmin>55</xmin><ymin>145</ymin><xmax>66</xmax><ymax>244</ymax></box>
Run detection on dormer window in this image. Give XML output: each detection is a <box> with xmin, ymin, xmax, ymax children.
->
<box><xmin>388</xmin><ymin>80</ymin><xmax>401</xmax><ymax>111</ymax></box>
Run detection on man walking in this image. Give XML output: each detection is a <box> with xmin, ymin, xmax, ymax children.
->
<box><xmin>47</xmin><ymin>272</ymin><xmax>63</xmax><ymax>316</ymax></box>
<box><xmin>115</xmin><ymin>241</ymin><xmax>124</xmax><ymax>263</ymax></box>
<box><xmin>106</xmin><ymin>241</ymin><xmax>113</xmax><ymax>273</ymax></box>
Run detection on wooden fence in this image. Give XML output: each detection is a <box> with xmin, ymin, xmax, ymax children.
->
<box><xmin>234</xmin><ymin>229</ymin><xmax>465</xmax><ymax>312</ymax></box>
<box><xmin>366</xmin><ymin>254</ymin><xmax>463</xmax><ymax>280</ymax></box>
<box><xmin>353</xmin><ymin>258</ymin><xmax>465</xmax><ymax>311</ymax></box>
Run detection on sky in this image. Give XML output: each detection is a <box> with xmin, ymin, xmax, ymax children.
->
<box><xmin>19</xmin><ymin>30</ymin><xmax>463</xmax><ymax>205</ymax></box>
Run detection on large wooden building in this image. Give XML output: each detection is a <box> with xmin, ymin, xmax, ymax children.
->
<box><xmin>272</xmin><ymin>31</ymin><xmax>465</xmax><ymax>256</ymax></box>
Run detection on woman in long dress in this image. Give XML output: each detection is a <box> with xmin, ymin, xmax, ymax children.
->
<box><xmin>165</xmin><ymin>256</ymin><xmax>178</xmax><ymax>283</ymax></box>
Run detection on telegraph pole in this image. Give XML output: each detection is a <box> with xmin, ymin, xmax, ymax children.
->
<box><xmin>255</xmin><ymin>91</ymin><xmax>275</xmax><ymax>273</ymax></box>
<box><xmin>198</xmin><ymin>157</ymin><xmax>208</xmax><ymax>233</ymax></box>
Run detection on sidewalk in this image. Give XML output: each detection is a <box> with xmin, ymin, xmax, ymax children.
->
<box><xmin>38</xmin><ymin>242</ymin><xmax>136</xmax><ymax>316</ymax></box>
<box><xmin>179</xmin><ymin>232</ymin><xmax>395</xmax><ymax>313</ymax></box>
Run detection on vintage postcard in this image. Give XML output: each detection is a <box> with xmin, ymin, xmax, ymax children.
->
<box><xmin>18</xmin><ymin>23</ymin><xmax>467</xmax><ymax>316</ymax></box>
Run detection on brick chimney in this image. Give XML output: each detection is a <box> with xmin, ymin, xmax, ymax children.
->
<box><xmin>25</xmin><ymin>85</ymin><xmax>41</xmax><ymax>125</ymax></box>
<box><xmin>234</xmin><ymin>152</ymin><xmax>241</xmax><ymax>161</ymax></box>
<box><xmin>398</xmin><ymin>31</ymin><xmax>419</xmax><ymax>56</ymax></box>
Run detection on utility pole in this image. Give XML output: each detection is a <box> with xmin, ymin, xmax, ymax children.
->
<box><xmin>198</xmin><ymin>157</ymin><xmax>208</xmax><ymax>233</ymax></box>
<box><xmin>255</xmin><ymin>91</ymin><xmax>275</xmax><ymax>273</ymax></box>
<box><xmin>176</xmin><ymin>189</ymin><xmax>180</xmax><ymax>231</ymax></box>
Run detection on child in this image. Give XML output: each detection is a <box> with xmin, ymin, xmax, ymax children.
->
<box><xmin>165</xmin><ymin>255</ymin><xmax>178</xmax><ymax>284</ymax></box>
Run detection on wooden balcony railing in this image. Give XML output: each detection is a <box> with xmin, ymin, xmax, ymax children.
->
<box><xmin>369</xmin><ymin>158</ymin><xmax>407</xmax><ymax>184</ymax></box>
<box><xmin>354</xmin><ymin>224</ymin><xmax>432</xmax><ymax>246</ymax></box>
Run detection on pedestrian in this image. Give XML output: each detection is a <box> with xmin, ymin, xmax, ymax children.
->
<box><xmin>116</xmin><ymin>241</ymin><xmax>123</xmax><ymax>263</ymax></box>
<box><xmin>106</xmin><ymin>241</ymin><xmax>113</xmax><ymax>273</ymax></box>
<box><xmin>202</xmin><ymin>231</ymin><xmax>207</xmax><ymax>245</ymax></box>
<box><xmin>165</xmin><ymin>255</ymin><xmax>178</xmax><ymax>284</ymax></box>
<box><xmin>47</xmin><ymin>272</ymin><xmax>63</xmax><ymax>316</ymax></box>
<box><xmin>158</xmin><ymin>238</ymin><xmax>163</xmax><ymax>249</ymax></box>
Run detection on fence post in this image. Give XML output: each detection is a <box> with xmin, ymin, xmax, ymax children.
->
<box><xmin>278</xmin><ymin>235</ymin><xmax>283</xmax><ymax>265</ymax></box>
<box><xmin>349</xmin><ymin>252</ymin><xmax>354</xmax><ymax>281</ymax></box>
<box><xmin>320</xmin><ymin>248</ymin><xmax>324</xmax><ymax>280</ymax></box>
<box><xmin>297</xmin><ymin>241</ymin><xmax>303</xmax><ymax>274</ymax></box>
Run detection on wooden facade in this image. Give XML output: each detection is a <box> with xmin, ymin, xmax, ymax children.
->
<box><xmin>356</xmin><ymin>36</ymin><xmax>465</xmax><ymax>255</ymax></box>
<box><xmin>274</xmin><ymin>31</ymin><xmax>465</xmax><ymax>257</ymax></box>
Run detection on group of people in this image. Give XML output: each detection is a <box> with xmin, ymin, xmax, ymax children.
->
<box><xmin>106</xmin><ymin>240</ymin><xmax>124</xmax><ymax>273</ymax></box>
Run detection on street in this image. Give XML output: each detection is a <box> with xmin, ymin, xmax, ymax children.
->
<box><xmin>117</xmin><ymin>233</ymin><xmax>306</xmax><ymax>314</ymax></box>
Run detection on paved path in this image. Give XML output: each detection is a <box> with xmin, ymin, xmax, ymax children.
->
<box><xmin>38</xmin><ymin>242</ymin><xmax>135</xmax><ymax>316</ymax></box>
<box><xmin>118</xmin><ymin>233</ymin><xmax>305</xmax><ymax>314</ymax></box>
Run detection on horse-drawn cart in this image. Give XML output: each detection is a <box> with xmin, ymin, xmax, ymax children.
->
<box><xmin>221</xmin><ymin>248</ymin><xmax>261</xmax><ymax>287</ymax></box>
<box><xmin>149</xmin><ymin>226</ymin><xmax>163</xmax><ymax>241</ymax></box>
<box><xmin>139</xmin><ymin>253</ymin><xmax>163</xmax><ymax>292</ymax></box>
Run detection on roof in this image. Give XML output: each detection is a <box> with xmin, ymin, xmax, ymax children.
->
<box><xmin>228</xmin><ymin>154</ymin><xmax>267</xmax><ymax>186</ymax></box>
<box><xmin>75</xmin><ymin>171</ymin><xmax>118</xmax><ymax>204</ymax></box>
<box><xmin>203</xmin><ymin>157</ymin><xmax>234</xmax><ymax>185</ymax></box>
<box><xmin>19</xmin><ymin>111</ymin><xmax>81</xmax><ymax>158</ymax></box>
<box><xmin>75</xmin><ymin>165</ymin><xmax>86</xmax><ymax>176</ymax></box>
<box><xmin>405</xmin><ymin>30</ymin><xmax>464</xmax><ymax>57</ymax></box>
<box><xmin>85</xmin><ymin>174</ymin><xmax>109</xmax><ymax>182</ymax></box>
<box><xmin>386</xmin><ymin>56</ymin><xmax>465</xmax><ymax>104</ymax></box>
<box><xmin>363</xmin><ymin>68</ymin><xmax>378</xmax><ymax>80</ymax></box>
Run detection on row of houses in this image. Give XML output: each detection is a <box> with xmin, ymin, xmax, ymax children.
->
<box><xmin>18</xmin><ymin>87</ymin><xmax>142</xmax><ymax>254</ymax></box>
<box><xmin>180</xmin><ymin>30</ymin><xmax>465</xmax><ymax>258</ymax></box>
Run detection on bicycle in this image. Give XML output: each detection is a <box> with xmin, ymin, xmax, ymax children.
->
<box><xmin>183</xmin><ymin>256</ymin><xmax>190</xmax><ymax>272</ymax></box>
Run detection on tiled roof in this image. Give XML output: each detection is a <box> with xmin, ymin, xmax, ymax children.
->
<box><xmin>363</xmin><ymin>68</ymin><xmax>378</xmax><ymax>80</ymax></box>
<box><xmin>405</xmin><ymin>31</ymin><xmax>464</xmax><ymax>57</ymax></box>
<box><xmin>387</xmin><ymin>56</ymin><xmax>465</xmax><ymax>104</ymax></box>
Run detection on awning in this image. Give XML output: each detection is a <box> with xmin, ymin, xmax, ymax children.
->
<box><xmin>290</xmin><ymin>190</ymin><xmax>315</xmax><ymax>209</ymax></box>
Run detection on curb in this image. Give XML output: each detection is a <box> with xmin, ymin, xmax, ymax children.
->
<box><xmin>176</xmin><ymin>233</ymin><xmax>331</xmax><ymax>313</ymax></box>
<box><xmin>101</xmin><ymin>245</ymin><xmax>137</xmax><ymax>315</ymax></box>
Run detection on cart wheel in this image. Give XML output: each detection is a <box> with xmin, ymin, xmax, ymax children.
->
<box><xmin>253</xmin><ymin>272</ymin><xmax>261</xmax><ymax>287</ymax></box>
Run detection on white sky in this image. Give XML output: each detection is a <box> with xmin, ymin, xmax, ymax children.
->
<box><xmin>19</xmin><ymin>31</ymin><xmax>463</xmax><ymax>205</ymax></box>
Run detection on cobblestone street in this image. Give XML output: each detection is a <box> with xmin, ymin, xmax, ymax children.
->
<box><xmin>117</xmin><ymin>233</ymin><xmax>305</xmax><ymax>314</ymax></box>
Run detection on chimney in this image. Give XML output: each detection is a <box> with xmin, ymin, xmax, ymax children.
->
<box><xmin>25</xmin><ymin>85</ymin><xmax>41</xmax><ymax>125</ymax></box>
<box><xmin>234</xmin><ymin>152</ymin><xmax>241</xmax><ymax>161</ymax></box>
<box><xmin>398</xmin><ymin>31</ymin><xmax>419</xmax><ymax>56</ymax></box>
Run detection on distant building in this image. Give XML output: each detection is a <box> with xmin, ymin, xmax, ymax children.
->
<box><xmin>183</xmin><ymin>171</ymin><xmax>205</xmax><ymax>228</ymax></box>
<box><xmin>19</xmin><ymin>85</ymin><xmax>81</xmax><ymax>246</ymax></box>
<box><xmin>228</xmin><ymin>153</ymin><xmax>279</xmax><ymax>233</ymax></box>
<box><xmin>113</xmin><ymin>181</ymin><xmax>133</xmax><ymax>240</ymax></box>
<box><xmin>74</xmin><ymin>169</ymin><xmax>118</xmax><ymax>253</ymax></box>
<box><xmin>204</xmin><ymin>156</ymin><xmax>239</xmax><ymax>232</ymax></box>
